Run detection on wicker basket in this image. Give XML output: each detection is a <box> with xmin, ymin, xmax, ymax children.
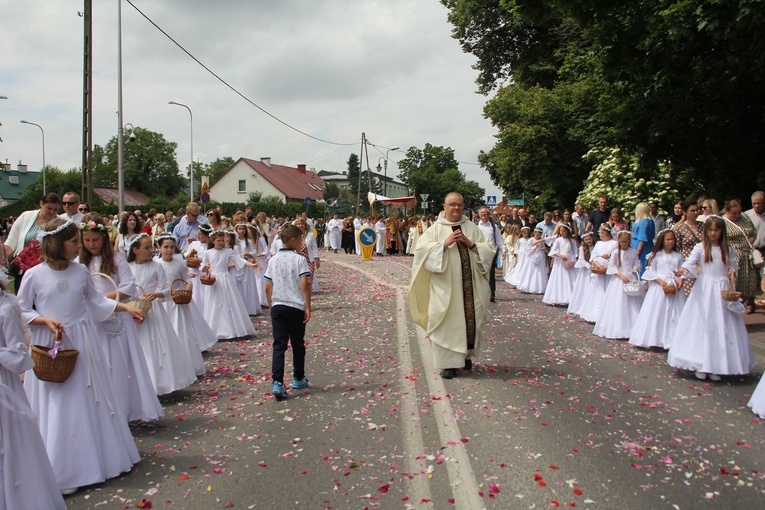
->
<box><xmin>200</xmin><ymin>271</ymin><xmax>216</xmax><ymax>286</ymax></box>
<box><xmin>91</xmin><ymin>272</ymin><xmax>119</xmax><ymax>320</ymax></box>
<box><xmin>662</xmin><ymin>284</ymin><xmax>679</xmax><ymax>296</ymax></box>
<box><xmin>31</xmin><ymin>329</ymin><xmax>78</xmax><ymax>383</ymax></box>
<box><xmin>590</xmin><ymin>265</ymin><xmax>607</xmax><ymax>275</ymax></box>
<box><xmin>129</xmin><ymin>285</ymin><xmax>153</xmax><ymax>314</ymax></box>
<box><xmin>721</xmin><ymin>273</ymin><xmax>742</xmax><ymax>302</ymax></box>
<box><xmin>623</xmin><ymin>278</ymin><xmax>648</xmax><ymax>297</ymax></box>
<box><xmin>170</xmin><ymin>279</ymin><xmax>193</xmax><ymax>304</ymax></box>
<box><xmin>186</xmin><ymin>256</ymin><xmax>202</xmax><ymax>269</ymax></box>
<box><xmin>755</xmin><ymin>297</ymin><xmax>765</xmax><ymax>309</ymax></box>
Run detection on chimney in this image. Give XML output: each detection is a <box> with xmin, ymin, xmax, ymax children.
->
<box><xmin>260</xmin><ymin>157</ymin><xmax>271</xmax><ymax>168</ymax></box>
<box><xmin>297</xmin><ymin>164</ymin><xmax>307</xmax><ymax>173</ymax></box>
<box><xmin>18</xmin><ymin>162</ymin><xmax>27</xmax><ymax>173</ymax></box>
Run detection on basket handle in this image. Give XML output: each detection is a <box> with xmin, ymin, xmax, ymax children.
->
<box><xmin>171</xmin><ymin>278</ymin><xmax>188</xmax><ymax>290</ymax></box>
<box><xmin>135</xmin><ymin>284</ymin><xmax>147</xmax><ymax>296</ymax></box>
<box><xmin>729</xmin><ymin>272</ymin><xmax>736</xmax><ymax>292</ymax></box>
<box><xmin>91</xmin><ymin>271</ymin><xmax>120</xmax><ymax>298</ymax></box>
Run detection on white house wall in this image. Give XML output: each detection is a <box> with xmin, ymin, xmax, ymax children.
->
<box><xmin>209</xmin><ymin>160</ymin><xmax>286</xmax><ymax>203</ymax></box>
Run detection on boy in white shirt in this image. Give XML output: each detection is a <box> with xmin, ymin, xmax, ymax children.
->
<box><xmin>264</xmin><ymin>224</ymin><xmax>312</xmax><ymax>400</ymax></box>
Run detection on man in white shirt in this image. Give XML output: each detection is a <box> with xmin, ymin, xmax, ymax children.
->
<box><xmin>745</xmin><ymin>191</ymin><xmax>765</xmax><ymax>255</ymax></box>
<box><xmin>327</xmin><ymin>214</ymin><xmax>343</xmax><ymax>253</ymax></box>
<box><xmin>572</xmin><ymin>203</ymin><xmax>589</xmax><ymax>238</ymax></box>
<box><xmin>649</xmin><ymin>202</ymin><xmax>666</xmax><ymax>239</ymax></box>
<box><xmin>59</xmin><ymin>191</ymin><xmax>84</xmax><ymax>223</ymax></box>
<box><xmin>477</xmin><ymin>207</ymin><xmax>504</xmax><ymax>303</ymax></box>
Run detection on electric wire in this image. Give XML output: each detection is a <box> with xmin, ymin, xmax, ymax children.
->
<box><xmin>125</xmin><ymin>0</ymin><xmax>358</xmax><ymax>147</ymax></box>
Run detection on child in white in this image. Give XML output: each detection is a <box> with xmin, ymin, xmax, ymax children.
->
<box><xmin>156</xmin><ymin>233</ymin><xmax>215</xmax><ymax>372</ymax></box>
<box><xmin>0</xmin><ymin>270</ymin><xmax>67</xmax><ymax>508</ymax></box>
<box><xmin>251</xmin><ymin>225</ymin><xmax>270</xmax><ymax>308</ymax></box>
<box><xmin>593</xmin><ymin>230</ymin><xmax>641</xmax><ymax>339</ymax></box>
<box><xmin>298</xmin><ymin>217</ymin><xmax>321</xmax><ymax>293</ymax></box>
<box><xmin>20</xmin><ymin>219</ymin><xmax>143</xmax><ymax>495</ymax></box>
<box><xmin>235</xmin><ymin>223</ymin><xmax>262</xmax><ymax>316</ymax></box>
<box><xmin>505</xmin><ymin>226</ymin><xmax>530</xmax><ymax>285</ymax></box>
<box><xmin>580</xmin><ymin>226</ymin><xmax>618</xmax><ymax>323</ymax></box>
<box><xmin>129</xmin><ymin>234</ymin><xmax>197</xmax><ymax>394</ymax></box>
<box><xmin>543</xmin><ymin>225</ymin><xmax>578</xmax><ymax>305</ymax></box>
<box><xmin>515</xmin><ymin>227</ymin><xmax>548</xmax><ymax>294</ymax></box>
<box><xmin>78</xmin><ymin>215</ymin><xmax>163</xmax><ymax>422</ymax></box>
<box><xmin>185</xmin><ymin>224</ymin><xmax>212</xmax><ymax>310</ymax></box>
<box><xmin>629</xmin><ymin>230</ymin><xmax>686</xmax><ymax>349</ymax></box>
<box><xmin>668</xmin><ymin>216</ymin><xmax>754</xmax><ymax>381</ymax></box>
<box><xmin>202</xmin><ymin>231</ymin><xmax>258</xmax><ymax>340</ymax></box>
<box><xmin>567</xmin><ymin>232</ymin><xmax>595</xmax><ymax>317</ymax></box>
<box><xmin>502</xmin><ymin>224</ymin><xmax>519</xmax><ymax>277</ymax></box>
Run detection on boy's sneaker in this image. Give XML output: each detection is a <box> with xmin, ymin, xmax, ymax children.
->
<box><xmin>272</xmin><ymin>381</ymin><xmax>288</xmax><ymax>400</ymax></box>
<box><xmin>292</xmin><ymin>378</ymin><xmax>310</xmax><ymax>389</ymax></box>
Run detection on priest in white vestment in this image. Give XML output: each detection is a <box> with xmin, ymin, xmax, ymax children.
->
<box><xmin>408</xmin><ymin>192</ymin><xmax>494</xmax><ymax>379</ymax></box>
<box><xmin>374</xmin><ymin>218</ymin><xmax>387</xmax><ymax>255</ymax></box>
<box><xmin>327</xmin><ymin>214</ymin><xmax>343</xmax><ymax>253</ymax></box>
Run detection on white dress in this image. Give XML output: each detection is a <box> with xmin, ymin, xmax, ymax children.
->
<box><xmin>255</xmin><ymin>236</ymin><xmax>269</xmax><ymax>307</ymax></box>
<box><xmin>375</xmin><ymin>221</ymin><xmax>387</xmax><ymax>255</ymax></box>
<box><xmin>502</xmin><ymin>234</ymin><xmax>517</xmax><ymax>277</ymax></box>
<box><xmin>129</xmin><ymin>260</ymin><xmax>197</xmax><ymax>395</ymax></box>
<box><xmin>592</xmin><ymin>247</ymin><xmax>642</xmax><ymax>339</ymax></box>
<box><xmin>305</xmin><ymin>231</ymin><xmax>320</xmax><ymax>293</ymax></box>
<box><xmin>20</xmin><ymin>263</ymin><xmax>140</xmax><ymax>491</ymax></box>
<box><xmin>629</xmin><ymin>251</ymin><xmax>686</xmax><ymax>349</ymax></box>
<box><xmin>0</xmin><ymin>291</ymin><xmax>67</xmax><ymax>510</ymax></box>
<box><xmin>567</xmin><ymin>246</ymin><xmax>591</xmax><ymax>317</ymax></box>
<box><xmin>543</xmin><ymin>237</ymin><xmax>578</xmax><ymax>305</ymax></box>
<box><xmin>515</xmin><ymin>239</ymin><xmax>548</xmax><ymax>294</ymax></box>
<box><xmin>748</xmin><ymin>374</ymin><xmax>765</xmax><ymax>418</ymax></box>
<box><xmin>668</xmin><ymin>244</ymin><xmax>754</xmax><ymax>375</ymax></box>
<box><xmin>236</xmin><ymin>239</ymin><xmax>262</xmax><ymax>315</ymax></box>
<box><xmin>202</xmin><ymin>247</ymin><xmax>258</xmax><ymax>340</ymax></box>
<box><xmin>580</xmin><ymin>240</ymin><xmax>618</xmax><ymax>323</ymax></box>
<box><xmin>84</xmin><ymin>254</ymin><xmax>163</xmax><ymax>422</ymax></box>
<box><xmin>157</xmin><ymin>255</ymin><xmax>216</xmax><ymax>368</ymax></box>
<box><xmin>505</xmin><ymin>237</ymin><xmax>530</xmax><ymax>285</ymax></box>
<box><xmin>185</xmin><ymin>240</ymin><xmax>209</xmax><ymax>310</ymax></box>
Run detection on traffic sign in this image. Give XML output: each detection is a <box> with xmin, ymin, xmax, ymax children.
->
<box><xmin>200</xmin><ymin>192</ymin><xmax>210</xmax><ymax>204</ymax></box>
<box><xmin>358</xmin><ymin>227</ymin><xmax>377</xmax><ymax>261</ymax></box>
<box><xmin>486</xmin><ymin>196</ymin><xmax>497</xmax><ymax>207</ymax></box>
<box><xmin>304</xmin><ymin>196</ymin><xmax>312</xmax><ymax>210</ymax></box>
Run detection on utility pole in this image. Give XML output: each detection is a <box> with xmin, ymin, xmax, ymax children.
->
<box><xmin>81</xmin><ymin>0</ymin><xmax>93</xmax><ymax>205</ymax></box>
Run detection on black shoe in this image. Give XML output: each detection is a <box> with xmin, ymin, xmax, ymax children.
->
<box><xmin>464</xmin><ymin>359</ymin><xmax>472</xmax><ymax>371</ymax></box>
<box><xmin>441</xmin><ymin>368</ymin><xmax>458</xmax><ymax>379</ymax></box>
<box><xmin>490</xmin><ymin>296</ymin><xmax>496</xmax><ymax>303</ymax></box>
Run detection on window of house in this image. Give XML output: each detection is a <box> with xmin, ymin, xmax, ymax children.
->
<box><xmin>238</xmin><ymin>180</ymin><xmax>246</xmax><ymax>193</ymax></box>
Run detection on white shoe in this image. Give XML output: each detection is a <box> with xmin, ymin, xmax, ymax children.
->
<box><xmin>61</xmin><ymin>487</ymin><xmax>78</xmax><ymax>496</ymax></box>
<box><xmin>694</xmin><ymin>371</ymin><xmax>708</xmax><ymax>380</ymax></box>
<box><xmin>708</xmin><ymin>374</ymin><xmax>722</xmax><ymax>382</ymax></box>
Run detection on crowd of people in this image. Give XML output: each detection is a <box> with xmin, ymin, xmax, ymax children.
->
<box><xmin>0</xmin><ymin>193</ymin><xmax>325</xmax><ymax>505</ymax></box>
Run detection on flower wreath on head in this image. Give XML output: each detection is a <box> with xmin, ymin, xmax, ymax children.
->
<box><xmin>79</xmin><ymin>220</ymin><xmax>108</xmax><ymax>235</ymax></box>
<box><xmin>128</xmin><ymin>233</ymin><xmax>150</xmax><ymax>250</ymax></box>
<box><xmin>155</xmin><ymin>232</ymin><xmax>175</xmax><ymax>244</ymax></box>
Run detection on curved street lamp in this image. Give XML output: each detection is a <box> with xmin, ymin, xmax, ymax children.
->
<box><xmin>20</xmin><ymin>120</ymin><xmax>46</xmax><ymax>195</ymax></box>
<box><xmin>168</xmin><ymin>101</ymin><xmax>194</xmax><ymax>200</ymax></box>
<box><xmin>374</xmin><ymin>146</ymin><xmax>399</xmax><ymax>198</ymax></box>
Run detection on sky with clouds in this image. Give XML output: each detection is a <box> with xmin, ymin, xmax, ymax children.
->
<box><xmin>1</xmin><ymin>0</ymin><xmax>505</xmax><ymax>203</ymax></box>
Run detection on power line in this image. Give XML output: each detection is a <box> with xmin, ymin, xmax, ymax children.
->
<box><xmin>125</xmin><ymin>0</ymin><xmax>358</xmax><ymax>147</ymax></box>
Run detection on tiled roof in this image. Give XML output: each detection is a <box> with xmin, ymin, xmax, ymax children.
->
<box><xmin>218</xmin><ymin>158</ymin><xmax>326</xmax><ymax>201</ymax></box>
<box><xmin>94</xmin><ymin>187</ymin><xmax>150</xmax><ymax>206</ymax></box>
<box><xmin>0</xmin><ymin>170</ymin><xmax>40</xmax><ymax>201</ymax></box>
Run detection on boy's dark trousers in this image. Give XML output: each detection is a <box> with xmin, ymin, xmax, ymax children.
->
<box><xmin>271</xmin><ymin>304</ymin><xmax>306</xmax><ymax>383</ymax></box>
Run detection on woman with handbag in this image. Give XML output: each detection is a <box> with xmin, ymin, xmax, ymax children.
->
<box><xmin>723</xmin><ymin>197</ymin><xmax>758</xmax><ymax>313</ymax></box>
<box><xmin>3</xmin><ymin>192</ymin><xmax>61</xmax><ymax>292</ymax></box>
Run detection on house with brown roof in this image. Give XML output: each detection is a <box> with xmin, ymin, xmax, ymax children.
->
<box><xmin>209</xmin><ymin>157</ymin><xmax>325</xmax><ymax>204</ymax></box>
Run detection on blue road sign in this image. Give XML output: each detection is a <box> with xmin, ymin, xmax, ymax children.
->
<box><xmin>486</xmin><ymin>196</ymin><xmax>497</xmax><ymax>207</ymax></box>
<box><xmin>304</xmin><ymin>196</ymin><xmax>312</xmax><ymax>209</ymax></box>
<box><xmin>359</xmin><ymin>227</ymin><xmax>377</xmax><ymax>247</ymax></box>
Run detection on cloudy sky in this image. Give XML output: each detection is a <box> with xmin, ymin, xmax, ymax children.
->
<box><xmin>1</xmin><ymin>0</ymin><xmax>503</xmax><ymax>203</ymax></box>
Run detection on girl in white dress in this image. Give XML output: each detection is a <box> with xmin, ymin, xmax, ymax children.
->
<box><xmin>297</xmin><ymin>218</ymin><xmax>321</xmax><ymax>293</ymax></box>
<box><xmin>185</xmin><ymin>224</ymin><xmax>212</xmax><ymax>310</ymax></box>
<box><xmin>235</xmin><ymin>223</ymin><xmax>262</xmax><ymax>315</ymax></box>
<box><xmin>128</xmin><ymin>234</ymin><xmax>197</xmax><ymax>394</ymax></box>
<box><xmin>543</xmin><ymin>225</ymin><xmax>578</xmax><ymax>305</ymax></box>
<box><xmin>226</xmin><ymin>230</ymin><xmax>248</xmax><ymax>307</ymax></box>
<box><xmin>0</xmin><ymin>270</ymin><xmax>67</xmax><ymax>508</ymax></box>
<box><xmin>251</xmin><ymin>225</ymin><xmax>270</xmax><ymax>308</ymax></box>
<box><xmin>515</xmin><ymin>227</ymin><xmax>548</xmax><ymax>294</ymax></box>
<box><xmin>668</xmin><ymin>216</ymin><xmax>754</xmax><ymax>381</ymax></box>
<box><xmin>505</xmin><ymin>226</ymin><xmax>531</xmax><ymax>285</ymax></box>
<box><xmin>156</xmin><ymin>233</ymin><xmax>215</xmax><ymax>371</ymax></box>
<box><xmin>593</xmin><ymin>230</ymin><xmax>642</xmax><ymax>339</ymax></box>
<box><xmin>567</xmin><ymin>232</ymin><xmax>595</xmax><ymax>317</ymax></box>
<box><xmin>580</xmin><ymin>226</ymin><xmax>618</xmax><ymax>323</ymax></box>
<box><xmin>502</xmin><ymin>224</ymin><xmax>519</xmax><ymax>278</ymax></box>
<box><xmin>78</xmin><ymin>215</ymin><xmax>163</xmax><ymax>422</ymax></box>
<box><xmin>20</xmin><ymin>218</ymin><xmax>144</xmax><ymax>495</ymax></box>
<box><xmin>202</xmin><ymin>231</ymin><xmax>258</xmax><ymax>340</ymax></box>
<box><xmin>629</xmin><ymin>230</ymin><xmax>686</xmax><ymax>349</ymax></box>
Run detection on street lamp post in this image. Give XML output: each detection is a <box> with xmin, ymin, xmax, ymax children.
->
<box><xmin>375</xmin><ymin>146</ymin><xmax>399</xmax><ymax>214</ymax></box>
<box><xmin>117</xmin><ymin>0</ymin><xmax>125</xmax><ymax>212</ymax></box>
<box><xmin>168</xmin><ymin>101</ymin><xmax>194</xmax><ymax>200</ymax></box>
<box><xmin>20</xmin><ymin>120</ymin><xmax>46</xmax><ymax>195</ymax></box>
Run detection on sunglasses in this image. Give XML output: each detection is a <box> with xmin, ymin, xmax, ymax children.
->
<box><xmin>78</xmin><ymin>208</ymin><xmax>89</xmax><ymax>212</ymax></box>
<box><xmin>207</xmin><ymin>213</ymin><xmax>215</xmax><ymax>217</ymax></box>
<box><xmin>62</xmin><ymin>201</ymin><xmax>78</xmax><ymax>206</ymax></box>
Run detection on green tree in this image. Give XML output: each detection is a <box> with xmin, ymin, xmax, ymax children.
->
<box><xmin>0</xmin><ymin>167</ymin><xmax>88</xmax><ymax>217</ymax></box>
<box><xmin>323</xmin><ymin>182</ymin><xmax>340</xmax><ymax>201</ymax></box>
<box><xmin>346</xmin><ymin>153</ymin><xmax>361</xmax><ymax>205</ymax></box>
<box><xmin>397</xmin><ymin>143</ymin><xmax>484</xmax><ymax>209</ymax></box>
<box><xmin>202</xmin><ymin>156</ymin><xmax>236</xmax><ymax>184</ymax></box>
<box><xmin>92</xmin><ymin>126</ymin><xmax>185</xmax><ymax>197</ymax></box>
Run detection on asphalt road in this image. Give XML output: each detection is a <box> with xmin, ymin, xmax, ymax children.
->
<box><xmin>68</xmin><ymin>254</ymin><xmax>765</xmax><ymax>509</ymax></box>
